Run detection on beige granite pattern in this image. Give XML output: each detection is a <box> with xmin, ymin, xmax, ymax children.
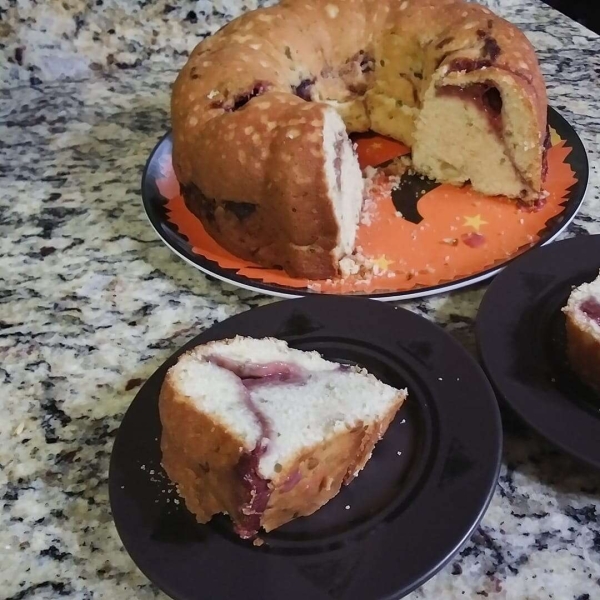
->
<box><xmin>1</xmin><ymin>0</ymin><xmax>600</xmax><ymax>598</ymax></box>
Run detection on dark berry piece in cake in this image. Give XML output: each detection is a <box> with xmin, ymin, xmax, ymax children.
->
<box><xmin>293</xmin><ymin>78</ymin><xmax>315</xmax><ymax>101</ymax></box>
<box><xmin>210</xmin><ymin>81</ymin><xmax>272</xmax><ymax>111</ymax></box>
<box><xmin>359</xmin><ymin>52</ymin><xmax>375</xmax><ymax>73</ymax></box>
<box><xmin>482</xmin><ymin>36</ymin><xmax>502</xmax><ymax>62</ymax></box>
<box><xmin>182</xmin><ymin>183</ymin><xmax>217</xmax><ymax>222</ymax></box>
<box><xmin>223</xmin><ymin>201</ymin><xmax>257</xmax><ymax>221</ymax></box>
<box><xmin>231</xmin><ymin>81</ymin><xmax>271</xmax><ymax>111</ymax></box>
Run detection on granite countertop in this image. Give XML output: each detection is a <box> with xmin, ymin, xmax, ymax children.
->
<box><xmin>2</xmin><ymin>0</ymin><xmax>600</xmax><ymax>598</ymax></box>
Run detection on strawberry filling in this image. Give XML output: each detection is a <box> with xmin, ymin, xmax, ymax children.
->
<box><xmin>580</xmin><ymin>298</ymin><xmax>600</xmax><ymax>326</ymax></box>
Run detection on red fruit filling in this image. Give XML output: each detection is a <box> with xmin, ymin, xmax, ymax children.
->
<box><xmin>206</xmin><ymin>355</ymin><xmax>313</xmax><ymax>537</ymax></box>
<box><xmin>580</xmin><ymin>297</ymin><xmax>600</xmax><ymax>326</ymax></box>
<box><xmin>461</xmin><ymin>232</ymin><xmax>486</xmax><ymax>248</ymax></box>
<box><xmin>437</xmin><ymin>83</ymin><xmax>503</xmax><ymax>135</ymax></box>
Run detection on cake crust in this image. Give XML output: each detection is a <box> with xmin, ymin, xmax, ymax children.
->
<box><xmin>159</xmin><ymin>378</ymin><xmax>248</xmax><ymax>524</ymax></box>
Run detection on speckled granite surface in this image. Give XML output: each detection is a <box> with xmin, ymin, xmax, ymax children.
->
<box><xmin>2</xmin><ymin>0</ymin><xmax>600</xmax><ymax>598</ymax></box>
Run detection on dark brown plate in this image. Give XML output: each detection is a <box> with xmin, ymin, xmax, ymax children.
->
<box><xmin>477</xmin><ymin>234</ymin><xmax>600</xmax><ymax>469</ymax></box>
<box><xmin>110</xmin><ymin>296</ymin><xmax>502</xmax><ymax>599</ymax></box>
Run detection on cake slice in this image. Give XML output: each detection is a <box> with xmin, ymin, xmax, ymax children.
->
<box><xmin>563</xmin><ymin>272</ymin><xmax>600</xmax><ymax>391</ymax></box>
<box><xmin>179</xmin><ymin>95</ymin><xmax>365</xmax><ymax>281</ymax></box>
<box><xmin>159</xmin><ymin>336</ymin><xmax>407</xmax><ymax>539</ymax></box>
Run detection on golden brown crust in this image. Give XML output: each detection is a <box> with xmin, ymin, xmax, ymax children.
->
<box><xmin>171</xmin><ymin>0</ymin><xmax>547</xmax><ymax>275</ymax></box>
<box><xmin>176</xmin><ymin>92</ymin><xmax>341</xmax><ymax>279</ymax></box>
<box><xmin>565</xmin><ymin>315</ymin><xmax>600</xmax><ymax>392</ymax></box>
<box><xmin>159</xmin><ymin>372</ymin><xmax>249</xmax><ymax>524</ymax></box>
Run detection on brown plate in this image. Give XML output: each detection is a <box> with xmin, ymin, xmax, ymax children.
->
<box><xmin>477</xmin><ymin>234</ymin><xmax>600</xmax><ymax>469</ymax></box>
<box><xmin>110</xmin><ymin>296</ymin><xmax>502</xmax><ymax>599</ymax></box>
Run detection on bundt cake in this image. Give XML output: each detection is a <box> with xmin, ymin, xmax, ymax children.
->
<box><xmin>171</xmin><ymin>0</ymin><xmax>548</xmax><ymax>279</ymax></box>
<box><xmin>563</xmin><ymin>273</ymin><xmax>600</xmax><ymax>392</ymax></box>
<box><xmin>159</xmin><ymin>336</ymin><xmax>407</xmax><ymax>539</ymax></box>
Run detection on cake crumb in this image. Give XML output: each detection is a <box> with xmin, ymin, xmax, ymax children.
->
<box><xmin>442</xmin><ymin>238</ymin><xmax>459</xmax><ymax>246</ymax></box>
<box><xmin>253</xmin><ymin>537</ymin><xmax>265</xmax><ymax>547</ymax></box>
<box><xmin>361</xmin><ymin>166</ymin><xmax>401</xmax><ymax>226</ymax></box>
<box><xmin>397</xmin><ymin>451</ymin><xmax>402</xmax><ymax>456</ymax></box>
<box><xmin>345</xmin><ymin>505</ymin><xmax>351</xmax><ymax>510</ymax></box>
<box><xmin>336</xmin><ymin>250</ymin><xmax>393</xmax><ymax>285</ymax></box>
<box><xmin>382</xmin><ymin>156</ymin><xmax>411</xmax><ymax>178</ymax></box>
<box><xmin>339</xmin><ymin>256</ymin><xmax>360</xmax><ymax>277</ymax></box>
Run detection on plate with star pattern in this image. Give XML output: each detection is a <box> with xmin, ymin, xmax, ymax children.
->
<box><xmin>142</xmin><ymin>107</ymin><xmax>587</xmax><ymax>300</ymax></box>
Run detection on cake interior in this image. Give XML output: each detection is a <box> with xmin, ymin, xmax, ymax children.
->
<box><xmin>175</xmin><ymin>337</ymin><xmax>402</xmax><ymax>477</ymax></box>
<box><xmin>289</xmin><ymin>31</ymin><xmax>543</xmax><ymax>202</ymax></box>
<box><xmin>565</xmin><ymin>274</ymin><xmax>600</xmax><ymax>333</ymax></box>
<box><xmin>322</xmin><ymin>109</ymin><xmax>364</xmax><ymax>260</ymax></box>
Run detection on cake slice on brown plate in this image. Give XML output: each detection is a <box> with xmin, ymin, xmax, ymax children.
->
<box><xmin>563</xmin><ymin>272</ymin><xmax>600</xmax><ymax>391</ymax></box>
<box><xmin>159</xmin><ymin>336</ymin><xmax>407</xmax><ymax>539</ymax></box>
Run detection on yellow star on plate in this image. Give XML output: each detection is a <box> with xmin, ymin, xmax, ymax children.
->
<box><xmin>373</xmin><ymin>255</ymin><xmax>394</xmax><ymax>271</ymax></box>
<box><xmin>550</xmin><ymin>126</ymin><xmax>561</xmax><ymax>147</ymax></box>
<box><xmin>463</xmin><ymin>214</ymin><xmax>489</xmax><ymax>232</ymax></box>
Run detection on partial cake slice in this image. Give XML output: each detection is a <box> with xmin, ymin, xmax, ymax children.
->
<box><xmin>180</xmin><ymin>96</ymin><xmax>365</xmax><ymax>281</ymax></box>
<box><xmin>563</xmin><ymin>272</ymin><xmax>600</xmax><ymax>391</ymax></box>
<box><xmin>159</xmin><ymin>336</ymin><xmax>407</xmax><ymax>539</ymax></box>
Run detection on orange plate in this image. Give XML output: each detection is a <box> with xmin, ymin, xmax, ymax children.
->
<box><xmin>154</xmin><ymin>114</ymin><xmax>583</xmax><ymax>298</ymax></box>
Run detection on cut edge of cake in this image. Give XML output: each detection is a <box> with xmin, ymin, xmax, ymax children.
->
<box><xmin>158</xmin><ymin>336</ymin><xmax>407</xmax><ymax>538</ymax></box>
<box><xmin>563</xmin><ymin>271</ymin><xmax>600</xmax><ymax>391</ymax></box>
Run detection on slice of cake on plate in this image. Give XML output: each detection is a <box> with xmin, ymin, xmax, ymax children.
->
<box><xmin>159</xmin><ymin>336</ymin><xmax>407</xmax><ymax>539</ymax></box>
<box><xmin>563</xmin><ymin>272</ymin><xmax>600</xmax><ymax>391</ymax></box>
